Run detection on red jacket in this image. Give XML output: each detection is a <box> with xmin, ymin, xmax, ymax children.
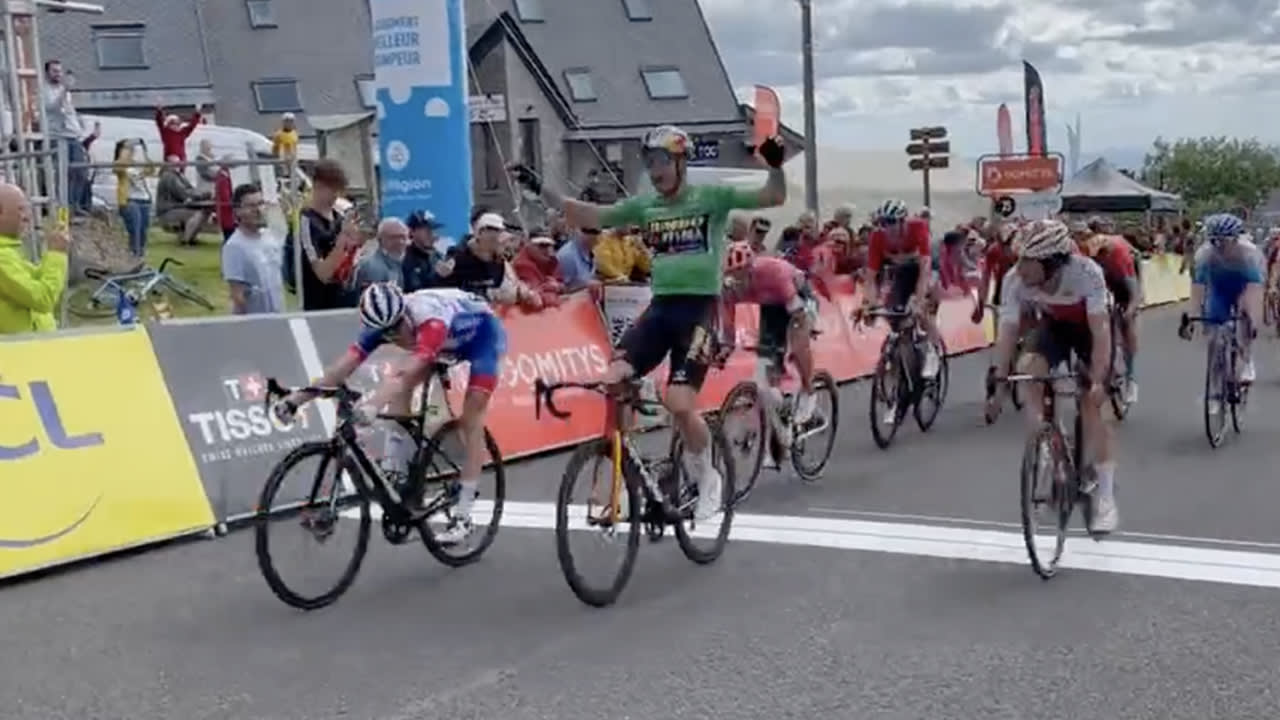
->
<box><xmin>155</xmin><ymin>108</ymin><xmax>201</xmax><ymax>161</ymax></box>
<box><xmin>512</xmin><ymin>245</ymin><xmax>562</xmax><ymax>308</ymax></box>
<box><xmin>213</xmin><ymin>168</ymin><xmax>234</xmax><ymax>231</ymax></box>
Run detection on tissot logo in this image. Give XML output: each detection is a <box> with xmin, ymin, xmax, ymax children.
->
<box><xmin>186</xmin><ymin>371</ymin><xmax>316</xmax><ymax>464</ymax></box>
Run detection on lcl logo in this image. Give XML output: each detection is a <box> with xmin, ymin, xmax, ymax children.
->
<box><xmin>0</xmin><ymin>380</ymin><xmax>105</xmax><ymax>461</ymax></box>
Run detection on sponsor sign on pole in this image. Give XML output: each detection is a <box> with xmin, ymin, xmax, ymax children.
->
<box><xmin>976</xmin><ymin>153</ymin><xmax>1064</xmax><ymax>195</ymax></box>
<box><xmin>149</xmin><ymin>318</ymin><xmax>328</xmax><ymax>522</ymax></box>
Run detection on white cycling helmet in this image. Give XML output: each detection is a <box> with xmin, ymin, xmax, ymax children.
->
<box><xmin>877</xmin><ymin>198</ymin><xmax>908</xmax><ymax>223</ymax></box>
<box><xmin>359</xmin><ymin>282</ymin><xmax>406</xmax><ymax>331</ymax></box>
<box><xmin>1019</xmin><ymin>219</ymin><xmax>1073</xmax><ymax>259</ymax></box>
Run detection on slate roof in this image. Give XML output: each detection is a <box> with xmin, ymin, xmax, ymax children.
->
<box><xmin>472</xmin><ymin>0</ymin><xmax>744</xmax><ymax>130</ymax></box>
<box><xmin>37</xmin><ymin>0</ymin><xmax>212</xmax><ymax>90</ymax></box>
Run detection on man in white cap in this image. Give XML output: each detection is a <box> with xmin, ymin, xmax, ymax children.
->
<box><xmin>272</xmin><ymin>112</ymin><xmax>299</xmax><ymax>162</ymax></box>
<box><xmin>438</xmin><ymin>211</ymin><xmax>533</xmax><ymax>306</ymax></box>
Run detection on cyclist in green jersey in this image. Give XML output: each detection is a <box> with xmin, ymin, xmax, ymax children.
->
<box><xmin>509</xmin><ymin>125</ymin><xmax>788</xmax><ymax>519</ymax></box>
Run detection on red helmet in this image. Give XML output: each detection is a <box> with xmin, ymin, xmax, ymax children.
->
<box><xmin>725</xmin><ymin>241</ymin><xmax>755</xmax><ymax>271</ymax></box>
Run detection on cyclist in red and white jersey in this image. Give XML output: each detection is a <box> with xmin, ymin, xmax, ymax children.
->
<box><xmin>859</xmin><ymin>198</ymin><xmax>942</xmax><ymax>377</ymax></box>
<box><xmin>987</xmin><ymin>219</ymin><xmax>1118</xmax><ymax>533</ymax></box>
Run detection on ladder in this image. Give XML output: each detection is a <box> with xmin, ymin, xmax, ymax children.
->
<box><xmin>0</xmin><ymin>0</ymin><xmax>102</xmax><ymax>259</ymax></box>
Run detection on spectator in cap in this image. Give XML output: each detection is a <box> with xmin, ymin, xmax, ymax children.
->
<box><xmin>402</xmin><ymin>209</ymin><xmax>447</xmax><ymax>292</ymax></box>
<box><xmin>556</xmin><ymin>225</ymin><xmax>600</xmax><ymax>291</ymax></box>
<box><xmin>272</xmin><ymin>112</ymin><xmax>299</xmax><ymax>163</ymax></box>
<box><xmin>154</xmin><ymin>103</ymin><xmax>202</xmax><ymax>162</ymax></box>
<box><xmin>512</xmin><ymin>228</ymin><xmax>563</xmax><ymax>306</ymax></box>
<box><xmin>437</xmin><ymin>212</ymin><xmax>513</xmax><ymax>299</ymax></box>
<box><xmin>748</xmin><ymin>216</ymin><xmax>771</xmax><ymax>252</ymax></box>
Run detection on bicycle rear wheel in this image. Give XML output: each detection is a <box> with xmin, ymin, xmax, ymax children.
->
<box><xmin>1019</xmin><ymin>422</ymin><xmax>1071</xmax><ymax>580</ymax></box>
<box><xmin>416</xmin><ymin>420</ymin><xmax>505</xmax><ymax>567</ymax></box>
<box><xmin>554</xmin><ymin>439</ymin><xmax>642</xmax><ymax>608</ymax></box>
<box><xmin>63</xmin><ymin>284</ymin><xmax>119</xmax><ymax>319</ymax></box>
<box><xmin>1204</xmin><ymin>332</ymin><xmax>1229</xmax><ymax>448</ymax></box>
<box><xmin>1108</xmin><ymin>311</ymin><xmax>1133</xmax><ymax>421</ymax></box>
<box><xmin>719</xmin><ymin>381</ymin><xmax>765</xmax><ymax>505</ymax></box>
<box><xmin>670</xmin><ymin>422</ymin><xmax>735</xmax><ymax>565</ymax></box>
<box><xmin>792</xmin><ymin>369</ymin><xmax>838</xmax><ymax>481</ymax></box>
<box><xmin>914</xmin><ymin>338</ymin><xmax>948</xmax><ymax>431</ymax></box>
<box><xmin>255</xmin><ymin>441</ymin><xmax>371</xmax><ymax>610</ymax></box>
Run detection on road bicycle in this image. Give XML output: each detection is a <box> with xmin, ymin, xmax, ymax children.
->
<box><xmin>1180</xmin><ymin>313</ymin><xmax>1250</xmax><ymax>448</ymax></box>
<box><xmin>534</xmin><ymin>376</ymin><xmax>735</xmax><ymax>608</ymax></box>
<box><xmin>63</xmin><ymin>257</ymin><xmax>215</xmax><ymax>321</ymax></box>
<box><xmin>860</xmin><ymin>307</ymin><xmax>949</xmax><ymax>449</ymax></box>
<box><xmin>715</xmin><ymin>334</ymin><xmax>838</xmax><ymax>504</ymax></box>
<box><xmin>254</xmin><ymin>360</ymin><xmax>505</xmax><ymax>610</ymax></box>
<box><xmin>999</xmin><ymin>362</ymin><xmax>1100</xmax><ymax>580</ymax></box>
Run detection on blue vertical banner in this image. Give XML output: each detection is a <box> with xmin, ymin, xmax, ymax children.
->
<box><xmin>371</xmin><ymin>0</ymin><xmax>471</xmax><ymax>244</ymax></box>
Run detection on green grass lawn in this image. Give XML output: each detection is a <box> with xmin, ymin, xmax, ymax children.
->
<box><xmin>64</xmin><ymin>229</ymin><xmax>297</xmax><ymax>327</ymax></box>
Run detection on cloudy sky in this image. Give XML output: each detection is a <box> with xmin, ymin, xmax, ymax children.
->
<box><xmin>701</xmin><ymin>0</ymin><xmax>1280</xmax><ymax>159</ymax></box>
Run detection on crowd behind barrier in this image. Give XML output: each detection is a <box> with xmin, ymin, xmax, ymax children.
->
<box><xmin>0</xmin><ymin>256</ymin><xmax>1192</xmax><ymax>580</ymax></box>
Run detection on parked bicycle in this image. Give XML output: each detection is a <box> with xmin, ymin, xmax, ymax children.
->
<box><xmin>255</xmin><ymin>360</ymin><xmax>506</xmax><ymax>610</ymax></box>
<box><xmin>999</xmin><ymin>363</ymin><xmax>1099</xmax><ymax>580</ymax></box>
<box><xmin>715</xmin><ymin>332</ymin><xmax>838</xmax><ymax>504</ymax></box>
<box><xmin>1179</xmin><ymin>313</ymin><xmax>1251</xmax><ymax>448</ymax></box>
<box><xmin>533</xmin><ymin>376</ymin><xmax>735</xmax><ymax>608</ymax></box>
<box><xmin>859</xmin><ymin>306</ymin><xmax>949</xmax><ymax>449</ymax></box>
<box><xmin>63</xmin><ymin>257</ymin><xmax>214</xmax><ymax>321</ymax></box>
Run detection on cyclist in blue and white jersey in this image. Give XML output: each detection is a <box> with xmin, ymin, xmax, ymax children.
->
<box><xmin>274</xmin><ymin>283</ymin><xmax>506</xmax><ymax>543</ymax></box>
<box><xmin>1179</xmin><ymin>213</ymin><xmax>1265</xmax><ymax>387</ymax></box>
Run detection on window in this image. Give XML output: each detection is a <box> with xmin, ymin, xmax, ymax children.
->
<box><xmin>92</xmin><ymin>25</ymin><xmax>146</xmax><ymax>69</ymax></box>
<box><xmin>641</xmin><ymin>67</ymin><xmax>687</xmax><ymax>99</ymax></box>
<box><xmin>355</xmin><ymin>76</ymin><xmax>375</xmax><ymax>108</ymax></box>
<box><xmin>473</xmin><ymin>124</ymin><xmax>503</xmax><ymax>190</ymax></box>
<box><xmin>563</xmin><ymin>68</ymin><xmax>596</xmax><ymax>102</ymax></box>
<box><xmin>513</xmin><ymin>0</ymin><xmax>544</xmax><ymax>21</ymax></box>
<box><xmin>519</xmin><ymin>118</ymin><xmax>540</xmax><ymax>171</ymax></box>
<box><xmin>252</xmin><ymin>78</ymin><xmax>302</xmax><ymax>112</ymax></box>
<box><xmin>246</xmin><ymin>0</ymin><xmax>277</xmax><ymax>28</ymax></box>
<box><xmin>622</xmin><ymin>0</ymin><xmax>652</xmax><ymax>20</ymax></box>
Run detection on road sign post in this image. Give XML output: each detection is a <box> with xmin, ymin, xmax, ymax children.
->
<box><xmin>907</xmin><ymin>126</ymin><xmax>949</xmax><ymax>208</ymax></box>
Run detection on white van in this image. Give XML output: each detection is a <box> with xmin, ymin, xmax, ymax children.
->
<box><xmin>81</xmin><ymin>114</ymin><xmax>289</xmax><ymax>209</ymax></box>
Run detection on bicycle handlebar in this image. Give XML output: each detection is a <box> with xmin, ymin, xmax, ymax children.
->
<box><xmin>533</xmin><ymin>378</ymin><xmax>604</xmax><ymax>420</ymax></box>
<box><xmin>155</xmin><ymin>256</ymin><xmax>184</xmax><ymax>274</ymax></box>
<box><xmin>264</xmin><ymin>377</ymin><xmax>362</xmax><ymax>411</ymax></box>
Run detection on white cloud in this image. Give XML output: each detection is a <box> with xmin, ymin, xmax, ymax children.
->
<box><xmin>705</xmin><ymin>0</ymin><xmax>1280</xmax><ymax>158</ymax></box>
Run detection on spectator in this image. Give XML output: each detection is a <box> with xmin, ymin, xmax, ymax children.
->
<box><xmin>212</xmin><ymin>156</ymin><xmax>236</xmax><ymax>241</ymax></box>
<box><xmin>546</xmin><ymin>209</ymin><xmax>570</xmax><ymax>248</ymax></box>
<box><xmin>193</xmin><ymin>139</ymin><xmax>218</xmax><ymax>195</ymax></box>
<box><xmin>402</xmin><ymin>209</ymin><xmax>447</xmax><ymax>292</ymax></box>
<box><xmin>155</xmin><ymin>155</ymin><xmax>212</xmax><ymax>245</ymax></box>
<box><xmin>821</xmin><ymin>203</ymin><xmax>856</xmax><ymax>240</ymax></box>
<box><xmin>42</xmin><ymin>60</ymin><xmax>89</xmax><ymax>214</ymax></box>
<box><xmin>748</xmin><ymin>216</ymin><xmax>771</xmax><ymax>252</ymax></box>
<box><xmin>556</xmin><ymin>226</ymin><xmax>600</xmax><ymax>291</ymax></box>
<box><xmin>352</xmin><ymin>217</ymin><xmax>408</xmax><ymax>291</ymax></box>
<box><xmin>827</xmin><ymin>226</ymin><xmax>862</xmax><ymax>275</ymax></box>
<box><xmin>221</xmin><ymin>183</ymin><xmax>285</xmax><ymax>315</ymax></box>
<box><xmin>111</xmin><ymin>139</ymin><xmax>155</xmax><ymax>257</ymax></box>
<box><xmin>439</xmin><ymin>212</ymin><xmax>540</xmax><ymax>309</ymax></box>
<box><xmin>728</xmin><ymin>215</ymin><xmax>749</xmax><ymax>244</ymax></box>
<box><xmin>271</xmin><ymin>112</ymin><xmax>299</xmax><ymax>163</ymax></box>
<box><xmin>594</xmin><ymin>228</ymin><xmax>651</xmax><ymax>283</ymax></box>
<box><xmin>778</xmin><ymin>210</ymin><xmax>816</xmax><ymax>259</ymax></box>
<box><xmin>154</xmin><ymin>104</ymin><xmax>202</xmax><ymax>162</ymax></box>
<box><xmin>297</xmin><ymin>159</ymin><xmax>361</xmax><ymax>310</ymax></box>
<box><xmin>512</xmin><ymin>230</ymin><xmax>563</xmax><ymax>305</ymax></box>
<box><xmin>0</xmin><ymin>183</ymin><xmax>67</xmax><ymax>334</ymax></box>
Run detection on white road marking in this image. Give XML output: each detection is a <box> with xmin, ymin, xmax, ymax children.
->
<box><xmin>807</xmin><ymin>506</ymin><xmax>1280</xmax><ymax>550</ymax></box>
<box><xmin>336</xmin><ymin>501</ymin><xmax>1280</xmax><ymax>590</ymax></box>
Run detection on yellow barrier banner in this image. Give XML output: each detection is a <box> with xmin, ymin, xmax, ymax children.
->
<box><xmin>0</xmin><ymin>329</ymin><xmax>214</xmax><ymax>579</ymax></box>
<box><xmin>1141</xmin><ymin>253</ymin><xmax>1191</xmax><ymax>307</ymax></box>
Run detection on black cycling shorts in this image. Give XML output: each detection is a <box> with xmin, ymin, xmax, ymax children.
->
<box><xmin>756</xmin><ymin>279</ymin><xmax>815</xmax><ymax>369</ymax></box>
<box><xmin>1027</xmin><ymin>318</ymin><xmax>1094</xmax><ymax>371</ymax></box>
<box><xmin>615</xmin><ymin>294</ymin><xmax>718</xmax><ymax>389</ymax></box>
<box><xmin>878</xmin><ymin>257</ymin><xmax>922</xmax><ymax>309</ymax></box>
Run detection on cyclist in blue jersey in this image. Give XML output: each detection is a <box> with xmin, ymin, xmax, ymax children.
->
<box><xmin>273</xmin><ymin>283</ymin><xmax>506</xmax><ymax>543</ymax></box>
<box><xmin>1179</xmin><ymin>213</ymin><xmax>1264</xmax><ymax>389</ymax></box>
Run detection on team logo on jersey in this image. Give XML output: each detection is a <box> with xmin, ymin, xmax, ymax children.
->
<box><xmin>644</xmin><ymin>214</ymin><xmax>710</xmax><ymax>256</ymax></box>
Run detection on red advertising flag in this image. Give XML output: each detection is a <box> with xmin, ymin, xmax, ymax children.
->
<box><xmin>1023</xmin><ymin>61</ymin><xmax>1047</xmax><ymax>155</ymax></box>
<box><xmin>996</xmin><ymin>103</ymin><xmax>1013</xmax><ymax>156</ymax></box>
<box><xmin>752</xmin><ymin>85</ymin><xmax>780</xmax><ymax>157</ymax></box>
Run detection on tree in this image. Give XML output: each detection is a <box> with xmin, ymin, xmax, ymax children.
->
<box><xmin>1141</xmin><ymin>137</ymin><xmax>1280</xmax><ymax>216</ymax></box>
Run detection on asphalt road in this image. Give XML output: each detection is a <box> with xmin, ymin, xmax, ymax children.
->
<box><xmin>5</xmin><ymin>306</ymin><xmax>1280</xmax><ymax>720</ymax></box>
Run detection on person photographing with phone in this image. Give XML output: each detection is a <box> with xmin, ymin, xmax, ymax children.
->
<box><xmin>0</xmin><ymin>184</ymin><xmax>69</xmax><ymax>335</ymax></box>
<box><xmin>296</xmin><ymin>159</ymin><xmax>363</xmax><ymax>310</ymax></box>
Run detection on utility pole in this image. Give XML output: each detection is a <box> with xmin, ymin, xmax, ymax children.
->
<box><xmin>906</xmin><ymin>126</ymin><xmax>949</xmax><ymax>208</ymax></box>
<box><xmin>799</xmin><ymin>0</ymin><xmax>817</xmax><ymax>215</ymax></box>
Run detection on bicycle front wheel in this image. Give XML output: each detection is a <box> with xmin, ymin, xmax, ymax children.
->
<box><xmin>1019</xmin><ymin>423</ymin><xmax>1071</xmax><ymax>580</ymax></box>
<box><xmin>719</xmin><ymin>381</ymin><xmax>765</xmax><ymax>505</ymax></box>
<box><xmin>869</xmin><ymin>340</ymin><xmax>904</xmax><ymax>449</ymax></box>
<box><xmin>914</xmin><ymin>338</ymin><xmax>948</xmax><ymax>431</ymax></box>
<box><xmin>792</xmin><ymin>369</ymin><xmax>839</xmax><ymax>481</ymax></box>
<box><xmin>1204</xmin><ymin>332</ymin><xmax>1229</xmax><ymax>448</ymax></box>
<box><xmin>1108</xmin><ymin>312</ymin><xmax>1133</xmax><ymax>421</ymax></box>
<box><xmin>554</xmin><ymin>439</ymin><xmax>642</xmax><ymax>608</ymax></box>
<box><xmin>255</xmin><ymin>441</ymin><xmax>371</xmax><ymax>610</ymax></box>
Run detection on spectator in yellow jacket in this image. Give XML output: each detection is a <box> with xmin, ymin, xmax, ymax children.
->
<box><xmin>593</xmin><ymin>228</ymin><xmax>651</xmax><ymax>283</ymax></box>
<box><xmin>0</xmin><ymin>184</ymin><xmax>68</xmax><ymax>334</ymax></box>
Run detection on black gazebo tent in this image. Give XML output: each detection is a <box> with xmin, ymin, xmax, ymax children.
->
<box><xmin>1060</xmin><ymin>158</ymin><xmax>1182</xmax><ymax>213</ymax></box>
